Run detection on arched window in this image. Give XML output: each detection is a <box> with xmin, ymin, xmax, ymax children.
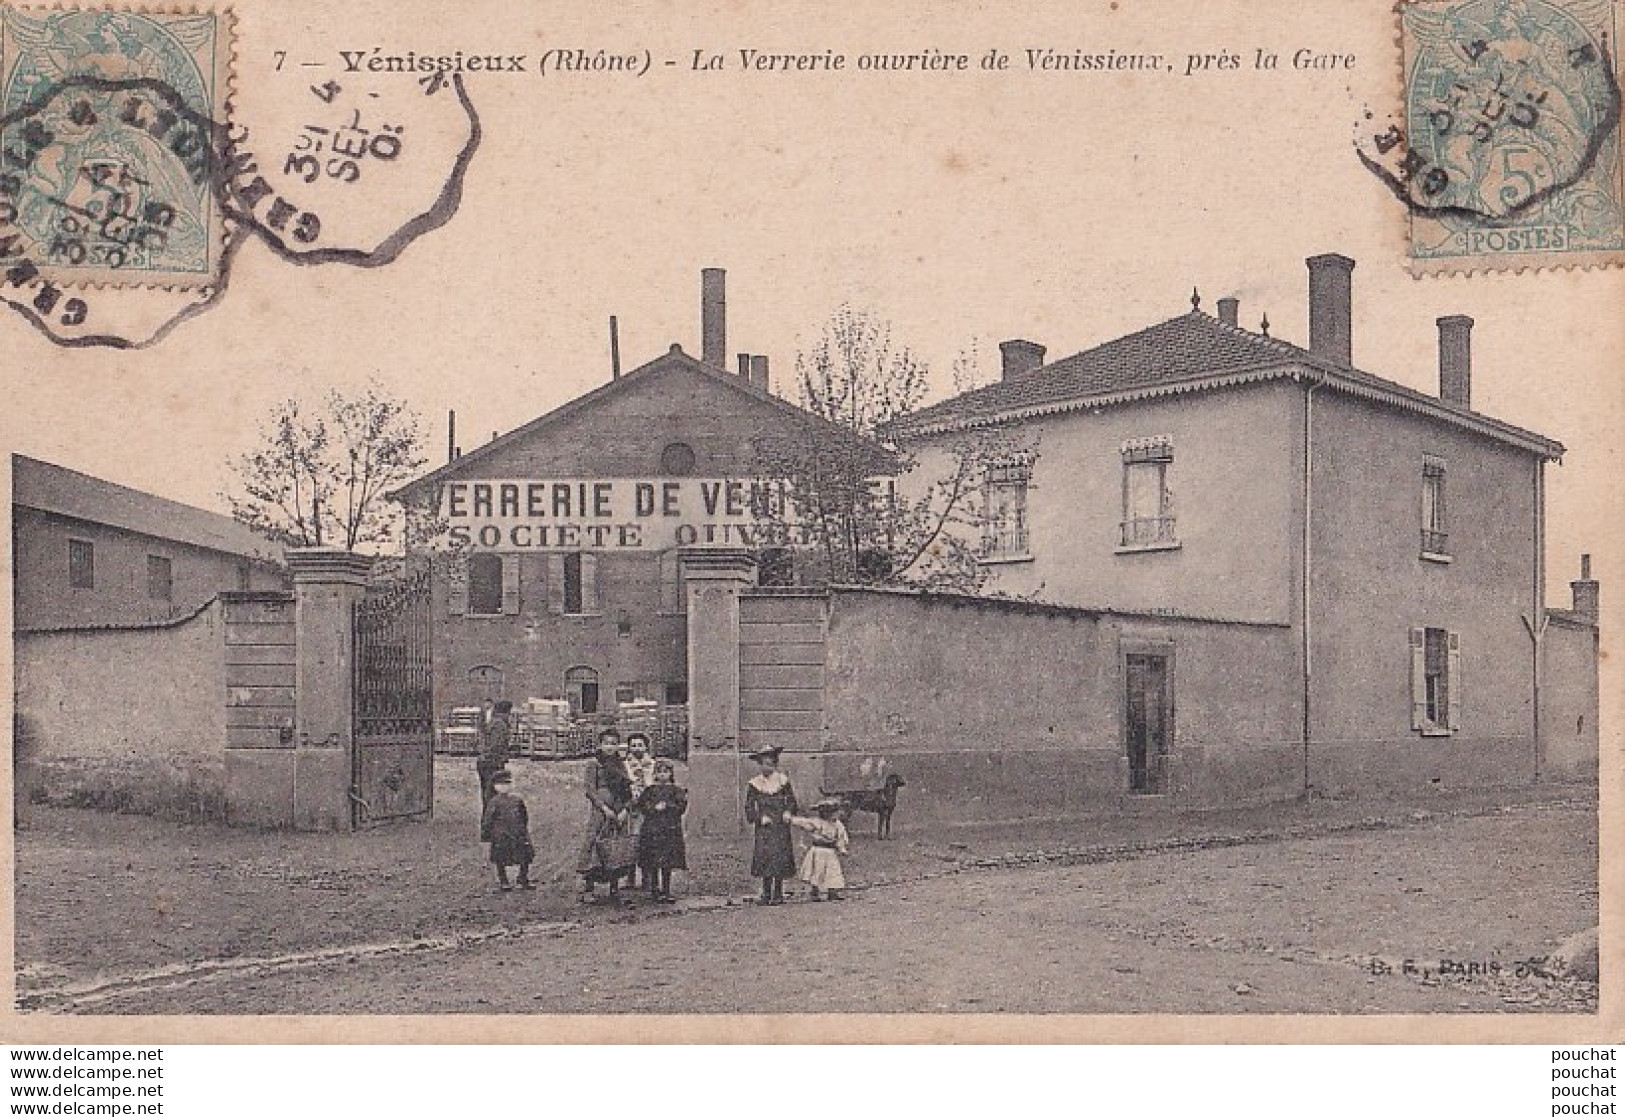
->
<box><xmin>467</xmin><ymin>553</ymin><xmax>504</xmax><ymax>615</ymax></box>
<box><xmin>661</xmin><ymin>442</ymin><xmax>697</xmax><ymax>475</ymax></box>
<box><xmin>565</xmin><ymin>666</ymin><xmax>601</xmax><ymax>716</ymax></box>
<box><xmin>467</xmin><ymin>665</ymin><xmax>504</xmax><ymax>702</ymax></box>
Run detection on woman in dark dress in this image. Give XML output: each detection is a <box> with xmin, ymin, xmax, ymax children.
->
<box><xmin>576</xmin><ymin>731</ymin><xmax>635</xmax><ymax>902</ymax></box>
<box><xmin>633</xmin><ymin>759</ymin><xmax>687</xmax><ymax>901</ymax></box>
<box><xmin>744</xmin><ymin>746</ymin><xmax>798</xmax><ymax>905</ymax></box>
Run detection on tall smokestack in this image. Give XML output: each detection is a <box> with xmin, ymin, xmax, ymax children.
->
<box><xmin>701</xmin><ymin>268</ymin><xmax>726</xmax><ymax>370</ymax></box>
<box><xmin>1437</xmin><ymin>315</ymin><xmax>1472</xmax><ymax>409</ymax></box>
<box><xmin>749</xmin><ymin>354</ymin><xmax>770</xmax><ymax>392</ymax></box>
<box><xmin>447</xmin><ymin>410</ymin><xmax>456</xmax><ymax>465</ymax></box>
<box><xmin>609</xmin><ymin>315</ymin><xmax>622</xmax><ymax>379</ymax></box>
<box><xmin>1307</xmin><ymin>253</ymin><xmax>1355</xmax><ymax>367</ymax></box>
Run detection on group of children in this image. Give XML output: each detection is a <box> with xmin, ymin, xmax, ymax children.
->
<box><xmin>478</xmin><ymin>730</ymin><xmax>852</xmax><ymax>905</ymax></box>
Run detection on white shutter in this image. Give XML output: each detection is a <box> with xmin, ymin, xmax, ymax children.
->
<box><xmin>546</xmin><ymin>554</ymin><xmax>565</xmax><ymax>614</ymax></box>
<box><xmin>1446</xmin><ymin>630</ymin><xmax>1462</xmax><ymax>732</ymax></box>
<box><xmin>447</xmin><ymin>562</ymin><xmax>468</xmax><ymax>616</ymax></box>
<box><xmin>1409</xmin><ymin>627</ymin><xmax>1426</xmax><ymax>732</ymax></box>
<box><xmin>659</xmin><ymin>550</ymin><xmax>680</xmax><ymax>613</ymax></box>
<box><xmin>501</xmin><ymin>556</ymin><xmax>520</xmax><ymax>615</ymax></box>
<box><xmin>580</xmin><ymin>553</ymin><xmax>600</xmax><ymax>614</ymax></box>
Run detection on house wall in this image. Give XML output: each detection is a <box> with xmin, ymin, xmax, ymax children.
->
<box><xmin>818</xmin><ymin>590</ymin><xmax>1301</xmax><ymax>823</ymax></box>
<box><xmin>13</xmin><ymin>506</ymin><xmax>285</xmax><ymax>631</ymax></box>
<box><xmin>1306</xmin><ymin>388</ymin><xmax>1541</xmax><ymax>793</ymax></box>
<box><xmin>14</xmin><ymin>601</ymin><xmax>228</xmax><ymax>819</ymax></box>
<box><xmin>905</xmin><ymin>379</ymin><xmax>1303</xmax><ymax>625</ymax></box>
<box><xmin>1541</xmin><ymin>614</ymin><xmax>1599</xmax><ymax>782</ymax></box>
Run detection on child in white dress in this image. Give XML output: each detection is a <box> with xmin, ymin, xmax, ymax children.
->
<box><xmin>791</xmin><ymin>798</ymin><xmax>851</xmax><ymax>901</ymax></box>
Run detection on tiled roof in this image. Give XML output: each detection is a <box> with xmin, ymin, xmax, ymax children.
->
<box><xmin>13</xmin><ymin>455</ymin><xmax>286</xmax><ymax>564</ymax></box>
<box><xmin>900</xmin><ymin>312</ymin><xmax>1302</xmax><ymax>429</ymax></box>
<box><xmin>891</xmin><ymin>311</ymin><xmax>1563</xmax><ymax>458</ymax></box>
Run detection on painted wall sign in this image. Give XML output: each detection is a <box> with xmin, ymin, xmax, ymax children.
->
<box><xmin>436</xmin><ymin>477</ymin><xmax>816</xmax><ymax>551</ymax></box>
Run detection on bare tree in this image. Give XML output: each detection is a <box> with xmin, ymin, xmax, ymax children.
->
<box><xmin>226</xmin><ymin>383</ymin><xmax>426</xmax><ymax>553</ymax></box>
<box><xmin>757</xmin><ymin>308</ymin><xmax>1037</xmax><ymax>593</ymax></box>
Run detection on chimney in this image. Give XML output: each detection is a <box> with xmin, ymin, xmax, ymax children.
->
<box><xmin>1217</xmin><ymin>297</ymin><xmax>1239</xmax><ymax>328</ymax></box>
<box><xmin>1572</xmin><ymin>553</ymin><xmax>1599</xmax><ymax>622</ymax></box>
<box><xmin>1307</xmin><ymin>253</ymin><xmax>1355</xmax><ymax>366</ymax></box>
<box><xmin>701</xmin><ymin>267</ymin><xmax>726</xmax><ymax>370</ymax></box>
<box><xmin>609</xmin><ymin>315</ymin><xmax>622</xmax><ymax>379</ymax></box>
<box><xmin>749</xmin><ymin>354</ymin><xmax>770</xmax><ymax>392</ymax></box>
<box><xmin>737</xmin><ymin>353</ymin><xmax>750</xmax><ymax>377</ymax></box>
<box><xmin>447</xmin><ymin>410</ymin><xmax>456</xmax><ymax>465</ymax></box>
<box><xmin>999</xmin><ymin>339</ymin><xmax>1046</xmax><ymax>380</ymax></box>
<box><xmin>1437</xmin><ymin>315</ymin><xmax>1473</xmax><ymax>409</ymax></box>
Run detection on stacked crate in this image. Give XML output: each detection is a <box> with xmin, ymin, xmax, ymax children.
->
<box><xmin>520</xmin><ymin>698</ymin><xmax>571</xmax><ymax>759</ymax></box>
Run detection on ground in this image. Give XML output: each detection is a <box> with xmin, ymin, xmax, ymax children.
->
<box><xmin>13</xmin><ymin>758</ymin><xmax>1599</xmax><ymax>1015</ymax></box>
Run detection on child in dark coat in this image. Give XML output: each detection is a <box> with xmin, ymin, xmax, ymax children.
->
<box><xmin>480</xmin><ymin>769</ymin><xmax>534</xmax><ymax>892</ymax></box>
<box><xmin>634</xmin><ymin>760</ymin><xmax>688</xmax><ymax>901</ymax></box>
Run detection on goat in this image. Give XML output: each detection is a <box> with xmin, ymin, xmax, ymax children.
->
<box><xmin>822</xmin><ymin>774</ymin><xmax>907</xmax><ymax>839</ymax></box>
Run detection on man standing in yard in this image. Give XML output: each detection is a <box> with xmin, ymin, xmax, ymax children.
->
<box><xmin>476</xmin><ymin>701</ymin><xmax>514</xmax><ymax>813</ymax></box>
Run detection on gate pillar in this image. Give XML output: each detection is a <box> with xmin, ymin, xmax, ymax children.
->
<box><xmin>680</xmin><ymin>546</ymin><xmax>756</xmax><ymax>836</ymax></box>
<box><xmin>287</xmin><ymin>548</ymin><xmax>374</xmax><ymax>831</ymax></box>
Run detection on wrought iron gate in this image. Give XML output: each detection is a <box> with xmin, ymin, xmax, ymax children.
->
<box><xmin>351</xmin><ymin>569</ymin><xmax>435</xmax><ymax>827</ymax></box>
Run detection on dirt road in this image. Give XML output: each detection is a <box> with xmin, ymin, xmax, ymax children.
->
<box><xmin>24</xmin><ymin>800</ymin><xmax>1597</xmax><ymax>1016</ymax></box>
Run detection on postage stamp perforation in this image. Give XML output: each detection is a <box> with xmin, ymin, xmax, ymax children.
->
<box><xmin>1366</xmin><ymin>0</ymin><xmax>1625</xmax><ymax>275</ymax></box>
<box><xmin>1</xmin><ymin>5</ymin><xmax>236</xmax><ymax>289</ymax></box>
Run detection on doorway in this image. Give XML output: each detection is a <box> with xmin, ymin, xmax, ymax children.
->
<box><xmin>565</xmin><ymin>665</ymin><xmax>600</xmax><ymax>716</ymax></box>
<box><xmin>1124</xmin><ymin>651</ymin><xmax>1171</xmax><ymax>794</ymax></box>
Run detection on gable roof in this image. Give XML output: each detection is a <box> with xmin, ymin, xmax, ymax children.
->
<box><xmin>890</xmin><ymin>311</ymin><xmax>1563</xmax><ymax>459</ymax></box>
<box><xmin>389</xmin><ymin>345</ymin><xmax>898</xmax><ymax>502</ymax></box>
<box><xmin>13</xmin><ymin>455</ymin><xmax>286</xmax><ymax>564</ymax></box>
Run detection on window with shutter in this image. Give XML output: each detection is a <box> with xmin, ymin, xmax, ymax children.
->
<box><xmin>1414</xmin><ymin>625</ymin><xmax>1455</xmax><ymax>736</ymax></box>
<box><xmin>1118</xmin><ymin>438</ymin><xmax>1177</xmax><ymax>549</ymax></box>
<box><xmin>658</xmin><ymin>550</ymin><xmax>682</xmax><ymax>614</ymax></box>
<box><xmin>68</xmin><ymin>539</ymin><xmax>95</xmax><ymax>589</ymax></box>
<box><xmin>447</xmin><ymin>559</ymin><xmax>470</xmax><ymax>616</ymax></box>
<box><xmin>579</xmin><ymin>553</ymin><xmax>600</xmax><ymax>614</ymax></box>
<box><xmin>1421</xmin><ymin>456</ymin><xmax>1449</xmax><ymax>559</ymax></box>
<box><xmin>1409</xmin><ymin>627</ymin><xmax>1427</xmax><ymax>731</ymax></box>
<box><xmin>467</xmin><ymin>553</ymin><xmax>503</xmax><ymax>615</ymax></box>
<box><xmin>146</xmin><ymin>555</ymin><xmax>172</xmax><ymax>602</ymax></box>
<box><xmin>1446</xmin><ymin>630</ymin><xmax>1462</xmax><ymax>731</ymax></box>
<box><xmin>546</xmin><ymin>554</ymin><xmax>565</xmax><ymax>614</ymax></box>
<box><xmin>501</xmin><ymin>555</ymin><xmax>520</xmax><ymax>615</ymax></box>
<box><xmin>563</xmin><ymin>552</ymin><xmax>583</xmax><ymax>615</ymax></box>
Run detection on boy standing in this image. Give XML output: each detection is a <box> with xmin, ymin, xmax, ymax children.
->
<box><xmin>480</xmin><ymin>769</ymin><xmax>535</xmax><ymax>892</ymax></box>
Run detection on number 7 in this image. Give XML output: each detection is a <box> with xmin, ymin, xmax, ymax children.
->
<box><xmin>274</xmin><ymin>50</ymin><xmax>287</xmax><ymax>71</ymax></box>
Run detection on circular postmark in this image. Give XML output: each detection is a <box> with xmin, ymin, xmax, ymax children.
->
<box><xmin>1</xmin><ymin>76</ymin><xmax>221</xmax><ymax>286</ymax></box>
<box><xmin>1</xmin><ymin>48</ymin><xmax>481</xmax><ymax>347</ymax></box>
<box><xmin>1358</xmin><ymin>0</ymin><xmax>1624</xmax><ymax>267</ymax></box>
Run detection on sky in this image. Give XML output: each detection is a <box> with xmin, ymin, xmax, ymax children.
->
<box><xmin>7</xmin><ymin>0</ymin><xmax>1621</xmax><ymax>623</ymax></box>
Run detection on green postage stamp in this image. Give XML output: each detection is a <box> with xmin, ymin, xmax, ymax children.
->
<box><xmin>0</xmin><ymin>8</ymin><xmax>231</xmax><ymax>288</ymax></box>
<box><xmin>1382</xmin><ymin>0</ymin><xmax>1624</xmax><ymax>273</ymax></box>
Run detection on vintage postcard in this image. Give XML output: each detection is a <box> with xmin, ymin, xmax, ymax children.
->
<box><xmin>1</xmin><ymin>0</ymin><xmax>1620</xmax><ymax>1043</ymax></box>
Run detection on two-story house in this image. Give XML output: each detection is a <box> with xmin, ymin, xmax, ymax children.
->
<box><xmin>889</xmin><ymin>254</ymin><xmax>1599</xmax><ymax>795</ymax></box>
